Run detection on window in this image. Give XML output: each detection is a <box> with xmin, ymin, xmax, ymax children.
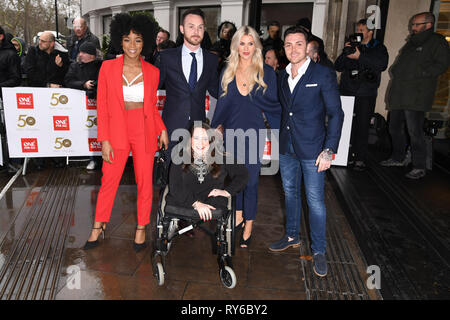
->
<box><xmin>103</xmin><ymin>15</ymin><xmax>112</xmax><ymax>35</ymax></box>
<box><xmin>260</xmin><ymin>3</ymin><xmax>313</xmax><ymax>40</ymax></box>
<box><xmin>432</xmin><ymin>1</ymin><xmax>450</xmax><ymax>110</ymax></box>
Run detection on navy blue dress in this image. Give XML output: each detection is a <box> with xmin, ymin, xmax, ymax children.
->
<box><xmin>211</xmin><ymin>64</ymin><xmax>281</xmax><ymax>220</ymax></box>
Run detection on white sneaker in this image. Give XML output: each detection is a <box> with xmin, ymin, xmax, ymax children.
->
<box><xmin>86</xmin><ymin>160</ymin><xmax>96</xmax><ymax>170</ymax></box>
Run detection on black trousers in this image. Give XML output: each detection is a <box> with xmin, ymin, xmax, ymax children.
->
<box><xmin>388</xmin><ymin>109</ymin><xmax>426</xmax><ymax>170</ymax></box>
<box><xmin>349</xmin><ymin>95</ymin><xmax>377</xmax><ymax>162</ymax></box>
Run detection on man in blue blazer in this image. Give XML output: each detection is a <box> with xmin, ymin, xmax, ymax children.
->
<box><xmin>158</xmin><ymin>8</ymin><xmax>219</xmax><ymax>155</ymax></box>
<box><xmin>269</xmin><ymin>26</ymin><xmax>344</xmax><ymax>277</ymax></box>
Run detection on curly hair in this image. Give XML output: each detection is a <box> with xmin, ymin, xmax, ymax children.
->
<box><xmin>110</xmin><ymin>13</ymin><xmax>157</xmax><ymax>57</ymax></box>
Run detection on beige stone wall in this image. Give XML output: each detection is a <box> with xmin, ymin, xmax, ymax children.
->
<box><xmin>375</xmin><ymin>0</ymin><xmax>432</xmax><ymax>117</ymax></box>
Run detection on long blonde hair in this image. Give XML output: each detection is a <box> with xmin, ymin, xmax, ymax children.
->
<box><xmin>221</xmin><ymin>25</ymin><xmax>267</xmax><ymax>97</ymax></box>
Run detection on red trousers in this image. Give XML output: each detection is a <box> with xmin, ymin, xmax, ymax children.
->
<box><xmin>95</xmin><ymin>108</ymin><xmax>155</xmax><ymax>226</ymax></box>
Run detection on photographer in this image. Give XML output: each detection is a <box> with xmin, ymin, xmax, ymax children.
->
<box><xmin>335</xmin><ymin>19</ymin><xmax>388</xmax><ymax>171</ymax></box>
<box><xmin>64</xmin><ymin>42</ymin><xmax>102</xmax><ymax>170</ymax></box>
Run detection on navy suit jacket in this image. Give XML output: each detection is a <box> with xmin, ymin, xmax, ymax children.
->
<box><xmin>158</xmin><ymin>46</ymin><xmax>219</xmax><ymax>137</ymax></box>
<box><xmin>278</xmin><ymin>61</ymin><xmax>344</xmax><ymax>160</ymax></box>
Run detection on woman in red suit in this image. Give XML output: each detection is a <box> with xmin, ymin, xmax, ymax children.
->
<box><xmin>84</xmin><ymin>14</ymin><xmax>169</xmax><ymax>252</ymax></box>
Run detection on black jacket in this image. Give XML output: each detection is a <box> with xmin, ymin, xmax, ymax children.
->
<box><xmin>64</xmin><ymin>59</ymin><xmax>102</xmax><ymax>98</ymax></box>
<box><xmin>158</xmin><ymin>46</ymin><xmax>219</xmax><ymax>140</ymax></box>
<box><xmin>166</xmin><ymin>157</ymin><xmax>249</xmax><ymax>210</ymax></box>
<box><xmin>335</xmin><ymin>39</ymin><xmax>389</xmax><ymax>97</ymax></box>
<box><xmin>25</xmin><ymin>46</ymin><xmax>70</xmax><ymax>87</ymax></box>
<box><xmin>388</xmin><ymin>29</ymin><xmax>450</xmax><ymax>112</ymax></box>
<box><xmin>66</xmin><ymin>29</ymin><xmax>100</xmax><ymax>61</ymax></box>
<box><xmin>0</xmin><ymin>40</ymin><xmax>21</xmax><ymax>97</ymax></box>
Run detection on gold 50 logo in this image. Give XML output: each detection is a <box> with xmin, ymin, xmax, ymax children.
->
<box><xmin>54</xmin><ymin>137</ymin><xmax>72</xmax><ymax>149</ymax></box>
<box><xmin>17</xmin><ymin>115</ymin><xmax>36</xmax><ymax>127</ymax></box>
<box><xmin>85</xmin><ymin>115</ymin><xmax>97</xmax><ymax>128</ymax></box>
<box><xmin>50</xmin><ymin>93</ymin><xmax>69</xmax><ymax>106</ymax></box>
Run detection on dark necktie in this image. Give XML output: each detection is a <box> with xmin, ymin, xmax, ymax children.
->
<box><xmin>188</xmin><ymin>52</ymin><xmax>197</xmax><ymax>91</ymax></box>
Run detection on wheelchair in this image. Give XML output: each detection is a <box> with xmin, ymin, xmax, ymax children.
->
<box><xmin>152</xmin><ymin>185</ymin><xmax>237</xmax><ymax>289</ymax></box>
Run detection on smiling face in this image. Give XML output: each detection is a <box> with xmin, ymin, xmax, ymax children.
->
<box><xmin>122</xmin><ymin>31</ymin><xmax>143</xmax><ymax>59</ymax></box>
<box><xmin>192</xmin><ymin>127</ymin><xmax>210</xmax><ymax>157</ymax></box>
<box><xmin>284</xmin><ymin>32</ymin><xmax>308</xmax><ymax>66</ymax></box>
<box><xmin>180</xmin><ymin>14</ymin><xmax>205</xmax><ymax>48</ymax></box>
<box><xmin>238</xmin><ymin>34</ymin><xmax>256</xmax><ymax>62</ymax></box>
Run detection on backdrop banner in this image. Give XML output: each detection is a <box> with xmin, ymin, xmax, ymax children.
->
<box><xmin>2</xmin><ymin>87</ymin><xmax>100</xmax><ymax>158</ymax></box>
<box><xmin>332</xmin><ymin>96</ymin><xmax>354</xmax><ymax>166</ymax></box>
<box><xmin>1</xmin><ymin>88</ymin><xmax>352</xmax><ymax>166</ymax></box>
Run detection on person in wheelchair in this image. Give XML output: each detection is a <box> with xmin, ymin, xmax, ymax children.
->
<box><xmin>153</xmin><ymin>122</ymin><xmax>248</xmax><ymax>288</ymax></box>
<box><xmin>166</xmin><ymin>121</ymin><xmax>249</xmax><ymax>220</ymax></box>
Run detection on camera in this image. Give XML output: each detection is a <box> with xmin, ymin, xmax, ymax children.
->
<box><xmin>349</xmin><ymin>67</ymin><xmax>377</xmax><ymax>82</ymax></box>
<box><xmin>343</xmin><ymin>33</ymin><xmax>363</xmax><ymax>56</ymax></box>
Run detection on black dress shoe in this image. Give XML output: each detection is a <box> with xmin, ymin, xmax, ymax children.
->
<box><xmin>353</xmin><ymin>161</ymin><xmax>367</xmax><ymax>171</ymax></box>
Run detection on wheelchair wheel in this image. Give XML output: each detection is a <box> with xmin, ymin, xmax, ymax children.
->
<box><xmin>156</xmin><ymin>262</ymin><xmax>165</xmax><ymax>286</ymax></box>
<box><xmin>220</xmin><ymin>266</ymin><xmax>236</xmax><ymax>289</ymax></box>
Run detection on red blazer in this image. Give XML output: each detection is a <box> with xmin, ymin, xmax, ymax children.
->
<box><xmin>96</xmin><ymin>56</ymin><xmax>166</xmax><ymax>153</ymax></box>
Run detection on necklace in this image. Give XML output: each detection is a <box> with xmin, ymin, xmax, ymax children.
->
<box><xmin>190</xmin><ymin>157</ymin><xmax>211</xmax><ymax>184</ymax></box>
<box><xmin>237</xmin><ymin>69</ymin><xmax>248</xmax><ymax>87</ymax></box>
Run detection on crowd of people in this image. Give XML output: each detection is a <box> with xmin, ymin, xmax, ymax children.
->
<box><xmin>0</xmin><ymin>9</ymin><xmax>448</xmax><ymax>278</ymax></box>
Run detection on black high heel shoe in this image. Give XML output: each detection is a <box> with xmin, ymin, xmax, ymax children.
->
<box><xmin>235</xmin><ymin>220</ymin><xmax>245</xmax><ymax>232</ymax></box>
<box><xmin>133</xmin><ymin>227</ymin><xmax>148</xmax><ymax>253</ymax></box>
<box><xmin>240</xmin><ymin>232</ymin><xmax>252</xmax><ymax>248</ymax></box>
<box><xmin>83</xmin><ymin>224</ymin><xmax>106</xmax><ymax>250</ymax></box>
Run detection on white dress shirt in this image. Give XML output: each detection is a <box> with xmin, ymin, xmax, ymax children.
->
<box><xmin>285</xmin><ymin>57</ymin><xmax>311</xmax><ymax>93</ymax></box>
<box><xmin>181</xmin><ymin>44</ymin><xmax>203</xmax><ymax>83</ymax></box>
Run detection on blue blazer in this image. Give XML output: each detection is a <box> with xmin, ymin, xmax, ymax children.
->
<box><xmin>158</xmin><ymin>46</ymin><xmax>219</xmax><ymax>136</ymax></box>
<box><xmin>278</xmin><ymin>61</ymin><xmax>344</xmax><ymax>160</ymax></box>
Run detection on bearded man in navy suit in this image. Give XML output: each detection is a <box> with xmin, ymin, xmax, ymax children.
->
<box><xmin>158</xmin><ymin>8</ymin><xmax>219</xmax><ymax>155</ymax></box>
<box><xmin>269</xmin><ymin>26</ymin><xmax>344</xmax><ymax>278</ymax></box>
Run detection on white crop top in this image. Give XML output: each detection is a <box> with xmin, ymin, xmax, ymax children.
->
<box><xmin>123</xmin><ymin>73</ymin><xmax>144</xmax><ymax>102</ymax></box>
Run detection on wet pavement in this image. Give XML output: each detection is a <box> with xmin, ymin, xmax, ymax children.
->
<box><xmin>0</xmin><ymin>160</ymin><xmax>380</xmax><ymax>300</ymax></box>
<box><xmin>330</xmin><ymin>145</ymin><xmax>450</xmax><ymax>299</ymax></box>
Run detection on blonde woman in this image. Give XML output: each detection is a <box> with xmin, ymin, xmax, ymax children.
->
<box><xmin>211</xmin><ymin>25</ymin><xmax>281</xmax><ymax>248</ymax></box>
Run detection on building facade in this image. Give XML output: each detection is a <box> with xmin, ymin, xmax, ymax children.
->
<box><xmin>81</xmin><ymin>0</ymin><xmax>448</xmax><ymax>118</ymax></box>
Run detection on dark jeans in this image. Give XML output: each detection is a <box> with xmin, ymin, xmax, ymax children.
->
<box><xmin>280</xmin><ymin>141</ymin><xmax>327</xmax><ymax>254</ymax></box>
<box><xmin>349</xmin><ymin>95</ymin><xmax>377</xmax><ymax>162</ymax></box>
<box><xmin>389</xmin><ymin>109</ymin><xmax>426</xmax><ymax>170</ymax></box>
